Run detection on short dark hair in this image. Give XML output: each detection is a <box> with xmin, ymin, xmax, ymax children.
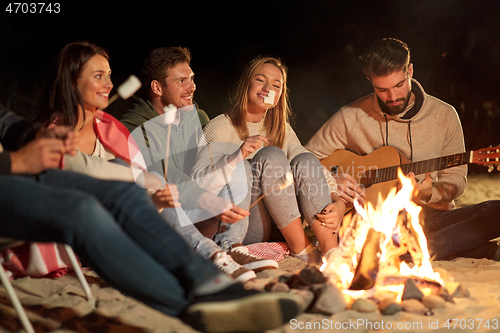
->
<box><xmin>361</xmin><ymin>38</ymin><xmax>410</xmax><ymax>79</ymax></box>
<box><xmin>142</xmin><ymin>47</ymin><xmax>191</xmax><ymax>86</ymax></box>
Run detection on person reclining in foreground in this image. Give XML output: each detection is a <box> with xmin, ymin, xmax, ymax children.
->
<box><xmin>0</xmin><ymin>103</ymin><xmax>301</xmax><ymax>333</ymax></box>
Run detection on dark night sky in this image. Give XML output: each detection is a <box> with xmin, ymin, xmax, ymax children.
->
<box><xmin>1</xmin><ymin>0</ymin><xmax>500</xmax><ymax>167</ymax></box>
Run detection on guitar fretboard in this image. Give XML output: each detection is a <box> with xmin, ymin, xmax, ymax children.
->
<box><xmin>373</xmin><ymin>151</ymin><xmax>471</xmax><ymax>184</ymax></box>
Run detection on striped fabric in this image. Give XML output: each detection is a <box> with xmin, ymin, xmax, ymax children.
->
<box><xmin>246</xmin><ymin>242</ymin><xmax>291</xmax><ymax>262</ymax></box>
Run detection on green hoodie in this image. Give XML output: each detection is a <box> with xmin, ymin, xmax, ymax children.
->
<box><xmin>120</xmin><ymin>96</ymin><xmax>210</xmax><ymax>208</ymax></box>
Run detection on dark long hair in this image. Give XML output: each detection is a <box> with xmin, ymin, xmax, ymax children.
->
<box><xmin>33</xmin><ymin>41</ymin><xmax>109</xmax><ymax>128</ymax></box>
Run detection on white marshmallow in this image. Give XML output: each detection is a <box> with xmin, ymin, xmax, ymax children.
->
<box><xmin>117</xmin><ymin>75</ymin><xmax>142</xmax><ymax>100</ymax></box>
<box><xmin>263</xmin><ymin>90</ymin><xmax>276</xmax><ymax>105</ymax></box>
<box><xmin>278</xmin><ymin>172</ymin><xmax>294</xmax><ymax>189</ymax></box>
<box><xmin>163</xmin><ymin>104</ymin><xmax>177</xmax><ymax>124</ymax></box>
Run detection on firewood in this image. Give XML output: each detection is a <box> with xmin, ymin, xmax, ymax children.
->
<box><xmin>349</xmin><ymin>228</ymin><xmax>384</xmax><ymax>290</ymax></box>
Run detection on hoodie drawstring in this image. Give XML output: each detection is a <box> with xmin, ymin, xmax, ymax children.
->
<box><xmin>383</xmin><ymin>114</ymin><xmax>414</xmax><ymax>163</ymax></box>
<box><xmin>383</xmin><ymin>114</ymin><xmax>389</xmax><ymax>146</ymax></box>
<box><xmin>408</xmin><ymin>121</ymin><xmax>413</xmax><ymax>162</ymax></box>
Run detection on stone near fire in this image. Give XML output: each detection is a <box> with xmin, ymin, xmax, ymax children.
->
<box><xmin>444</xmin><ymin>281</ymin><xmax>470</xmax><ymax>298</ymax></box>
<box><xmin>278</xmin><ymin>273</ymin><xmax>294</xmax><ymax>283</ymax></box>
<box><xmin>451</xmin><ymin>284</ymin><xmax>470</xmax><ymax>298</ymax></box>
<box><xmin>286</xmin><ymin>274</ymin><xmax>310</xmax><ymax>289</ymax></box>
<box><xmin>378</xmin><ymin>297</ymin><xmax>402</xmax><ymax>315</ymax></box>
<box><xmin>402</xmin><ymin>278</ymin><xmax>424</xmax><ymax>301</ymax></box>
<box><xmin>299</xmin><ymin>265</ymin><xmax>327</xmax><ymax>285</ymax></box>
<box><xmin>289</xmin><ymin>289</ymin><xmax>315</xmax><ymax>311</ymax></box>
<box><xmin>444</xmin><ymin>281</ymin><xmax>460</xmax><ymax>295</ymax></box>
<box><xmin>257</xmin><ymin>269</ymin><xmax>290</xmax><ymax>280</ymax></box>
<box><xmin>421</xmin><ymin>294</ymin><xmax>446</xmax><ymax>309</ymax></box>
<box><xmin>309</xmin><ymin>283</ymin><xmax>347</xmax><ymax>315</ymax></box>
<box><xmin>436</xmin><ymin>286</ymin><xmax>455</xmax><ymax>304</ymax></box>
<box><xmin>268</xmin><ymin>282</ymin><xmax>290</xmax><ymax>293</ymax></box>
<box><xmin>351</xmin><ymin>298</ymin><xmax>378</xmax><ymax>313</ymax></box>
<box><xmin>244</xmin><ymin>277</ymin><xmax>272</xmax><ymax>291</ymax></box>
<box><xmin>401</xmin><ymin>299</ymin><xmax>431</xmax><ymax>315</ymax></box>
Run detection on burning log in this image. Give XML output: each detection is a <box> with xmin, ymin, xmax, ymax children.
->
<box><xmin>349</xmin><ymin>228</ymin><xmax>384</xmax><ymax>290</ymax></box>
<box><xmin>396</xmin><ymin>211</ymin><xmax>424</xmax><ymax>267</ymax></box>
<box><xmin>380</xmin><ymin>275</ymin><xmax>442</xmax><ymax>291</ymax></box>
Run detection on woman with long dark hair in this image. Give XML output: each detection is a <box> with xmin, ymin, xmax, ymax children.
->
<box><xmin>7</xmin><ymin>42</ymin><xmax>177</xmax><ymax>278</ymax></box>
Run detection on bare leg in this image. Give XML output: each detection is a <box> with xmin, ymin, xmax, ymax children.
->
<box><xmin>311</xmin><ymin>222</ymin><xmax>338</xmax><ymax>254</ymax></box>
<box><xmin>279</xmin><ymin>217</ymin><xmax>310</xmax><ymax>254</ymax></box>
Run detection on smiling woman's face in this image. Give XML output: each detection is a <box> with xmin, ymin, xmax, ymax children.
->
<box><xmin>246</xmin><ymin>63</ymin><xmax>282</xmax><ymax>115</ymax></box>
<box><xmin>77</xmin><ymin>54</ymin><xmax>113</xmax><ymax>112</ymax></box>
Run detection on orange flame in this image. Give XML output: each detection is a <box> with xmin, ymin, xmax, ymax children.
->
<box><xmin>321</xmin><ymin>168</ymin><xmax>443</xmax><ymax>299</ymax></box>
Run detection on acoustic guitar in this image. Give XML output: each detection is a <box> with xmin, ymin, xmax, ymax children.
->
<box><xmin>320</xmin><ymin>145</ymin><xmax>500</xmax><ymax>209</ymax></box>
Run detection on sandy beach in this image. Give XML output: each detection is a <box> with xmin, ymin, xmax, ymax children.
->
<box><xmin>1</xmin><ymin>173</ymin><xmax>500</xmax><ymax>333</ymax></box>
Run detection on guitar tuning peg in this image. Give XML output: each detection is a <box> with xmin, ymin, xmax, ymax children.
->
<box><xmin>497</xmin><ymin>164</ymin><xmax>500</xmax><ymax>172</ymax></box>
<box><xmin>488</xmin><ymin>165</ymin><xmax>494</xmax><ymax>173</ymax></box>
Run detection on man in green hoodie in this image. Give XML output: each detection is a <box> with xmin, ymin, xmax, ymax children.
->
<box><xmin>117</xmin><ymin>47</ymin><xmax>279</xmax><ymax>282</ymax></box>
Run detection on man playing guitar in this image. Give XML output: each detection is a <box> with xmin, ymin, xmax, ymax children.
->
<box><xmin>306</xmin><ymin>38</ymin><xmax>500</xmax><ymax>261</ymax></box>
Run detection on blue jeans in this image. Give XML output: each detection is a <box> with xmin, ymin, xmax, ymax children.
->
<box><xmin>422</xmin><ymin>200</ymin><xmax>500</xmax><ymax>260</ymax></box>
<box><xmin>0</xmin><ymin>169</ymin><xmax>220</xmax><ymax>316</ymax></box>
<box><xmin>243</xmin><ymin>146</ymin><xmax>332</xmax><ymax>244</ymax></box>
<box><xmin>162</xmin><ymin>159</ymin><xmax>252</xmax><ymax>257</ymax></box>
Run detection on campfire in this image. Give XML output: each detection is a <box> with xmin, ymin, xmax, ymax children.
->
<box><xmin>320</xmin><ymin>169</ymin><xmax>450</xmax><ymax>312</ymax></box>
<box><xmin>256</xmin><ymin>168</ymin><xmax>470</xmax><ymax>317</ymax></box>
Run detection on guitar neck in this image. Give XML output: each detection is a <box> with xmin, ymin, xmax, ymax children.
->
<box><xmin>373</xmin><ymin>151</ymin><xmax>471</xmax><ymax>184</ymax></box>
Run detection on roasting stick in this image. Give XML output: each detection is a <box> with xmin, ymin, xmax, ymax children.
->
<box><xmin>162</xmin><ymin>104</ymin><xmax>177</xmax><ymax>180</ymax></box>
<box><xmin>108</xmin><ymin>75</ymin><xmax>142</xmax><ymax>105</ymax></box>
<box><xmin>249</xmin><ymin>172</ymin><xmax>293</xmax><ymax>209</ymax></box>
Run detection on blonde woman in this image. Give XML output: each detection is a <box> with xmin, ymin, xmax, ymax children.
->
<box><xmin>192</xmin><ymin>57</ymin><xmax>345</xmax><ymax>264</ymax></box>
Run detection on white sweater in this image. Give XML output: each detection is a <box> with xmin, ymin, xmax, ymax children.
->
<box><xmin>192</xmin><ymin>114</ymin><xmax>337</xmax><ymax>194</ymax></box>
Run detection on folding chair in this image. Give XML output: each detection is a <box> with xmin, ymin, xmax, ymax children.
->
<box><xmin>0</xmin><ymin>239</ymin><xmax>95</xmax><ymax>333</ymax></box>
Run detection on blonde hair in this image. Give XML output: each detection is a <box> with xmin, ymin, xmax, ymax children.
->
<box><xmin>226</xmin><ymin>57</ymin><xmax>291</xmax><ymax>149</ymax></box>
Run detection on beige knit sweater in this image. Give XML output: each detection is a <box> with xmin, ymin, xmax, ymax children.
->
<box><xmin>305</xmin><ymin>79</ymin><xmax>467</xmax><ymax>205</ymax></box>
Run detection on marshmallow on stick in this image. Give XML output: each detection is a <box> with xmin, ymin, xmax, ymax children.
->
<box><xmin>108</xmin><ymin>75</ymin><xmax>142</xmax><ymax>105</ymax></box>
<box><xmin>249</xmin><ymin>172</ymin><xmax>293</xmax><ymax>209</ymax></box>
<box><xmin>263</xmin><ymin>90</ymin><xmax>276</xmax><ymax>105</ymax></box>
<box><xmin>163</xmin><ymin>104</ymin><xmax>177</xmax><ymax>180</ymax></box>
<box><xmin>259</xmin><ymin>90</ymin><xmax>276</xmax><ymax>135</ymax></box>
<box><xmin>163</xmin><ymin>104</ymin><xmax>177</xmax><ymax>125</ymax></box>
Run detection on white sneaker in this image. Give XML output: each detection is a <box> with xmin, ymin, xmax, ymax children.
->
<box><xmin>212</xmin><ymin>251</ymin><xmax>256</xmax><ymax>283</ymax></box>
<box><xmin>291</xmin><ymin>243</ymin><xmax>323</xmax><ymax>266</ymax></box>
